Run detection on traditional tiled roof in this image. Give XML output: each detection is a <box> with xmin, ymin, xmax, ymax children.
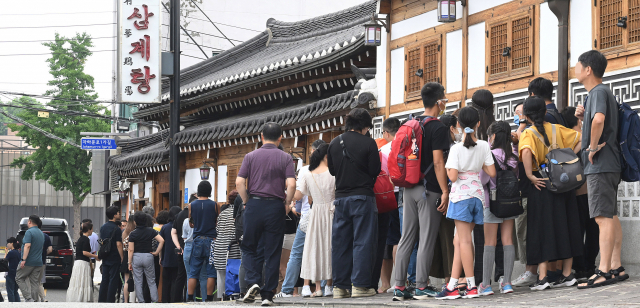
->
<box><xmin>108</xmin><ymin>130</ymin><xmax>169</xmax><ymax>173</ymax></box>
<box><xmin>134</xmin><ymin>0</ymin><xmax>377</xmax><ymax>120</ymax></box>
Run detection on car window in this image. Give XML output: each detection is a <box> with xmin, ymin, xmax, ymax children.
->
<box><xmin>46</xmin><ymin>232</ymin><xmax>72</xmax><ymax>249</ymax></box>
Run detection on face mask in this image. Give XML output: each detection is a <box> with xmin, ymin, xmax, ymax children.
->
<box><xmin>513</xmin><ymin>114</ymin><xmax>520</xmax><ymax>125</ymax></box>
<box><xmin>438</xmin><ymin>102</ymin><xmax>445</xmax><ymax>116</ymax></box>
<box><xmin>454</xmin><ymin>128</ymin><xmax>463</xmax><ymax>143</ymax></box>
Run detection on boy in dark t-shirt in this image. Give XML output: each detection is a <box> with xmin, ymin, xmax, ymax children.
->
<box><xmin>5</xmin><ymin>237</ymin><xmax>21</xmax><ymax>302</ymax></box>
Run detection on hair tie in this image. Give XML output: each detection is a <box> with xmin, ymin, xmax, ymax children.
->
<box><xmin>464</xmin><ymin>127</ymin><xmax>474</xmax><ymax>133</ymax></box>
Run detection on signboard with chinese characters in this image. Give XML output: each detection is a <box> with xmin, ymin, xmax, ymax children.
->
<box><xmin>117</xmin><ymin>0</ymin><xmax>162</xmax><ymax>104</ymax></box>
<box><xmin>81</xmin><ymin>138</ymin><xmax>117</xmax><ymax>150</ymax></box>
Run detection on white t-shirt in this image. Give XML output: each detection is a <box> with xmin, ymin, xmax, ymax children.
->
<box><xmin>445</xmin><ymin>140</ymin><xmax>493</xmax><ymax>206</ymax></box>
<box><xmin>380</xmin><ymin>142</ymin><xmax>399</xmax><ymax>193</ymax></box>
<box><xmin>296</xmin><ymin>165</ymin><xmax>312</xmax><ymax>217</ymax></box>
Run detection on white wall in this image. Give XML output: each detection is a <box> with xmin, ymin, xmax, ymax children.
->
<box><xmin>185</xmin><ymin>168</ymin><xmax>214</xmax><ymax>203</ymax></box>
<box><xmin>217</xmin><ymin>165</ymin><xmax>228</xmax><ymax>203</ymax></box>
<box><xmin>446</xmin><ymin>30</ymin><xmax>463</xmax><ymax>93</ymax></box>
<box><xmin>376</xmin><ymin>18</ymin><xmax>388</xmax><ymax>109</ymax></box>
<box><xmin>145</xmin><ymin>181</ymin><xmax>152</xmax><ymax>204</ymax></box>
<box><xmin>539</xmin><ymin>2</ymin><xmax>560</xmax><ymax>74</ymax></box>
<box><xmin>391</xmin><ymin>2</ymin><xmax>463</xmax><ymax>40</ymax></box>
<box><xmin>571</xmin><ymin>0</ymin><xmax>593</xmax><ymax>66</ymax></box>
<box><xmin>468</xmin><ymin>22</ymin><xmax>486</xmax><ymax>89</ymax></box>
<box><xmin>390</xmin><ymin>47</ymin><xmax>405</xmax><ymax>105</ymax></box>
<box><xmin>469</xmin><ymin>0</ymin><xmax>513</xmax><ymax>15</ymax></box>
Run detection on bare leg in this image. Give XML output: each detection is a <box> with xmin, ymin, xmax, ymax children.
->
<box><xmin>207</xmin><ymin>278</ymin><xmax>215</xmax><ymax>297</ymax></box>
<box><xmin>610</xmin><ymin>216</ymin><xmax>624</xmax><ymax>275</ymax></box>
<box><xmin>455</xmin><ymin>221</ymin><xmax>476</xmax><ymax>284</ymax></box>
<box><xmin>451</xmin><ymin>233</ymin><xmax>463</xmax><ymax>280</ymax></box>
<box><xmin>379</xmin><ymin>259</ymin><xmax>394</xmax><ymax>292</ymax></box>
<box><xmin>579</xmin><ymin>216</ymin><xmax>615</xmax><ymax>286</ymax></box>
<box><xmin>562</xmin><ymin>258</ymin><xmax>573</xmax><ymax>277</ymax></box>
<box><xmin>123</xmin><ymin>273</ymin><xmax>130</xmax><ymax>303</ymax></box>
<box><xmin>538</xmin><ymin>261</ymin><xmax>548</xmax><ymax>280</ymax></box>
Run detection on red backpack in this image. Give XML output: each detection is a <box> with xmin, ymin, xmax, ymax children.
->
<box><xmin>374</xmin><ymin>151</ymin><xmax>397</xmax><ymax>213</ymax></box>
<box><xmin>388</xmin><ymin>116</ymin><xmax>440</xmax><ymax>187</ymax></box>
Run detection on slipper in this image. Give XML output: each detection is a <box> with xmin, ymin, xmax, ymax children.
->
<box><xmin>577</xmin><ymin>270</ymin><xmax>616</xmax><ymax>289</ymax></box>
<box><xmin>611</xmin><ymin>266</ymin><xmax>630</xmax><ymax>282</ymax></box>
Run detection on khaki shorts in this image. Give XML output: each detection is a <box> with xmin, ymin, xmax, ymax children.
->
<box><xmin>587</xmin><ymin>172</ymin><xmax>620</xmax><ymax>219</ymax></box>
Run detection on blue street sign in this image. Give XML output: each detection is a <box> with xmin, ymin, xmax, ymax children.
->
<box><xmin>184</xmin><ymin>188</ymin><xmax>189</xmax><ymax>204</ymax></box>
<box><xmin>81</xmin><ymin>138</ymin><xmax>117</xmax><ymax>150</ymax></box>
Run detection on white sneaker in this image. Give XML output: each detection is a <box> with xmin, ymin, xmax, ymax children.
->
<box><xmin>261</xmin><ymin>299</ymin><xmax>276</xmax><ymax>306</ymax></box>
<box><xmin>301</xmin><ymin>285</ymin><xmax>312</xmax><ymax>297</ymax></box>
<box><xmin>512</xmin><ymin>271</ymin><xmax>537</xmax><ymax>287</ymax></box>
<box><xmin>274</xmin><ymin>292</ymin><xmax>292</xmax><ymax>298</ymax></box>
<box><xmin>324</xmin><ymin>286</ymin><xmax>334</xmax><ymax>297</ymax></box>
<box><xmin>386</xmin><ymin>287</ymin><xmax>395</xmax><ymax>293</ymax></box>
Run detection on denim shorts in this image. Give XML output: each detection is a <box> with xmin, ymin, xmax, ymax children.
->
<box><xmin>189</xmin><ymin>237</ymin><xmax>217</xmax><ymax>279</ymax></box>
<box><xmin>446</xmin><ymin>198</ymin><xmax>483</xmax><ymax>225</ymax></box>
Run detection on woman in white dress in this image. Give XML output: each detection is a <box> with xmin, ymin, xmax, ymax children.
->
<box><xmin>66</xmin><ymin>222</ymin><xmax>97</xmax><ymax>302</ymax></box>
<box><xmin>299</xmin><ymin>143</ymin><xmax>335</xmax><ymax>297</ymax></box>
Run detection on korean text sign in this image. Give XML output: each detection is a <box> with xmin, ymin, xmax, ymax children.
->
<box><xmin>118</xmin><ymin>0</ymin><xmax>162</xmax><ymax>103</ymax></box>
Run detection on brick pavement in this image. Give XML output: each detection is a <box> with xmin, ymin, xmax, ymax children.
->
<box><xmin>225</xmin><ymin>278</ymin><xmax>639</xmax><ymax>307</ymax></box>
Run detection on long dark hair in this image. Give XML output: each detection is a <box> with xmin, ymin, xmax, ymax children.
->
<box><xmin>523</xmin><ymin>96</ymin><xmax>550</xmax><ymax>147</ymax></box>
<box><xmin>458</xmin><ymin>106</ymin><xmax>480</xmax><ymax>149</ymax></box>
<box><xmin>470</xmin><ymin>89</ymin><xmax>495</xmax><ymax>141</ymax></box>
<box><xmin>80</xmin><ymin>222</ymin><xmax>93</xmax><ymax>238</ymax></box>
<box><xmin>488</xmin><ymin>121</ymin><xmax>516</xmax><ymax>164</ymax></box>
<box><xmin>309</xmin><ymin>143</ymin><xmax>328</xmax><ymax>171</ymax></box>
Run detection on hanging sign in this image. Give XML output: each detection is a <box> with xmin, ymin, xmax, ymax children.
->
<box><xmin>117</xmin><ymin>0</ymin><xmax>162</xmax><ymax>104</ymax></box>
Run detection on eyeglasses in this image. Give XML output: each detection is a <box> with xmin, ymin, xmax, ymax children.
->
<box><xmin>438</xmin><ymin>99</ymin><xmax>449</xmax><ymax>104</ymax></box>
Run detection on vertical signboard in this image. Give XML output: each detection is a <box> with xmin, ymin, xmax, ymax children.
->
<box><xmin>118</xmin><ymin>0</ymin><xmax>162</xmax><ymax>104</ymax></box>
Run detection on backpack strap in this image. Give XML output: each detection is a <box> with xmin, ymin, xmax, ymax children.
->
<box><xmin>492</xmin><ymin>153</ymin><xmax>505</xmax><ymax>172</ymax></box>
<box><xmin>547</xmin><ymin>108</ymin><xmax>565</xmax><ymax>126</ymax></box>
<box><xmin>527</xmin><ymin>126</ymin><xmax>553</xmax><ymax>151</ymax></box>
<box><xmin>338</xmin><ymin>134</ymin><xmax>369</xmax><ymax>174</ymax></box>
<box><xmin>551</xmin><ymin>124</ymin><xmax>558</xmax><ymax>149</ymax></box>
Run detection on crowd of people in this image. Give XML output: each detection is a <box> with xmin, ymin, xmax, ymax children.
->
<box><xmin>0</xmin><ymin>49</ymin><xmax>629</xmax><ymax>305</ymax></box>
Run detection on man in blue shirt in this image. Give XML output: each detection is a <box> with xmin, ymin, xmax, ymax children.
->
<box><xmin>36</xmin><ymin>220</ymin><xmax>52</xmax><ymax>302</ymax></box>
<box><xmin>187</xmin><ymin>181</ymin><xmax>218</xmax><ymax>302</ymax></box>
<box><xmin>98</xmin><ymin>205</ymin><xmax>124</xmax><ymax>302</ymax></box>
<box><xmin>528</xmin><ymin>77</ymin><xmax>566</xmax><ymax>126</ymax></box>
<box><xmin>15</xmin><ymin>215</ymin><xmax>44</xmax><ymax>302</ymax></box>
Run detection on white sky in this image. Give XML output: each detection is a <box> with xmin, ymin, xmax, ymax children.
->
<box><xmin>0</xmin><ymin>0</ymin><xmax>369</xmax><ymax>103</ymax></box>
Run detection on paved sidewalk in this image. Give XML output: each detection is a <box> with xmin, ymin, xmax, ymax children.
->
<box><xmin>222</xmin><ymin>278</ymin><xmax>639</xmax><ymax>307</ymax></box>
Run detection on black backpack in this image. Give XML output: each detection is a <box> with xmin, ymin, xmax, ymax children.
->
<box><xmin>489</xmin><ymin>153</ymin><xmax>524</xmax><ymax>218</ymax></box>
<box><xmin>98</xmin><ymin>226</ymin><xmax>118</xmax><ymax>260</ymax></box>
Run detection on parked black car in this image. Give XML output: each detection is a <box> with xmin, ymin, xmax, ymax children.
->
<box><xmin>16</xmin><ymin>217</ymin><xmax>75</xmax><ymax>285</ymax></box>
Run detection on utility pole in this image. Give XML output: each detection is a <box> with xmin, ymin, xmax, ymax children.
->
<box><xmin>548</xmin><ymin>0</ymin><xmax>570</xmax><ymax>111</ymax></box>
<box><xmin>169</xmin><ymin>0</ymin><xmax>181</xmax><ymax>208</ymax></box>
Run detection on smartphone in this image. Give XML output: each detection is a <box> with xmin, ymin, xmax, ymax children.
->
<box><xmin>174</xmin><ymin>247</ymin><xmax>181</xmax><ymax>254</ymax></box>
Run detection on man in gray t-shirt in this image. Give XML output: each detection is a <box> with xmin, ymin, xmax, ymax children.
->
<box><xmin>575</xmin><ymin>50</ymin><xmax>626</xmax><ymax>288</ymax></box>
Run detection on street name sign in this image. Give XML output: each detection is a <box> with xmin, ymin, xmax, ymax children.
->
<box><xmin>81</xmin><ymin>138</ymin><xmax>117</xmax><ymax>150</ymax></box>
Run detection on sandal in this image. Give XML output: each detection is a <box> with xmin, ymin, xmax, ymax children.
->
<box><xmin>611</xmin><ymin>266</ymin><xmax>630</xmax><ymax>282</ymax></box>
<box><xmin>577</xmin><ymin>269</ymin><xmax>617</xmax><ymax>289</ymax></box>
<box><xmin>310</xmin><ymin>290</ymin><xmax>323</xmax><ymax>298</ymax></box>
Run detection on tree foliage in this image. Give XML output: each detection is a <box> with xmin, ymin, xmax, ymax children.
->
<box><xmin>9</xmin><ymin>33</ymin><xmax>110</xmax><ymax>210</ymax></box>
<box><xmin>0</xmin><ymin>97</ymin><xmax>42</xmax><ymax>135</ymax></box>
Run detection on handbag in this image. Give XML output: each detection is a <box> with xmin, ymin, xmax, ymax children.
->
<box><xmin>224</xmin><ymin>247</ymin><xmax>241</xmax><ymax>296</ymax></box>
<box><xmin>298</xmin><ymin>211</ymin><xmax>310</xmax><ymax>233</ymax></box>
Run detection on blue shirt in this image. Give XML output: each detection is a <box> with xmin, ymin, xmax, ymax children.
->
<box><xmin>160</xmin><ymin>222</ymin><xmax>179</xmax><ymax>268</ymax></box>
<box><xmin>41</xmin><ymin>233</ymin><xmax>51</xmax><ymax>264</ymax></box>
<box><xmin>190</xmin><ymin>199</ymin><xmax>218</xmax><ymax>238</ymax></box>
<box><xmin>6</xmin><ymin>249</ymin><xmax>20</xmax><ymax>278</ymax></box>
<box><xmin>22</xmin><ymin>226</ymin><xmax>44</xmax><ymax>267</ymax></box>
<box><xmin>99</xmin><ymin>221</ymin><xmax>123</xmax><ymax>265</ymax></box>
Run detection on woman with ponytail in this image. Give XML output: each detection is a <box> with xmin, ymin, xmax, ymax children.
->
<box><xmin>67</xmin><ymin>222</ymin><xmax>97</xmax><ymax>302</ymax></box>
<box><xmin>299</xmin><ymin>143</ymin><xmax>335</xmax><ymax>297</ymax></box>
<box><xmin>518</xmin><ymin>96</ymin><xmax>584</xmax><ymax>291</ymax></box>
<box><xmin>436</xmin><ymin>107</ymin><xmax>496</xmax><ymax>300</ymax></box>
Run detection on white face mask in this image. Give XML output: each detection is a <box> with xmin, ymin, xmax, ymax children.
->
<box><xmin>454</xmin><ymin>127</ymin><xmax>463</xmax><ymax>143</ymax></box>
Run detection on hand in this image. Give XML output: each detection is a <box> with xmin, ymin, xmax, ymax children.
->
<box><xmin>151</xmin><ymin>251</ymin><xmax>159</xmax><ymax>257</ymax></box>
<box><xmin>20</xmin><ymin>261</ymin><xmax>25</xmax><ymax>269</ymax></box>
<box><xmin>159</xmin><ymin>257</ymin><xmax>162</xmax><ymax>265</ymax></box>
<box><xmin>510</xmin><ymin>132</ymin><xmax>519</xmax><ymax>144</ymax></box>
<box><xmin>128</xmin><ymin>263</ymin><xmax>133</xmax><ymax>272</ymax></box>
<box><xmin>284</xmin><ymin>201</ymin><xmax>292</xmax><ymax>215</ymax></box>
<box><xmin>528</xmin><ymin>175</ymin><xmax>546</xmax><ymax>191</ymax></box>
<box><xmin>588</xmin><ymin>142</ymin><xmax>607</xmax><ymax>164</ymax></box>
<box><xmin>437</xmin><ymin>193</ymin><xmax>449</xmax><ymax>214</ymax></box>
<box><xmin>575</xmin><ymin>105</ymin><xmax>585</xmax><ymax>120</ymax></box>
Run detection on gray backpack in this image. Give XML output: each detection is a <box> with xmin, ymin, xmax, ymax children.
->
<box><xmin>529</xmin><ymin>124</ymin><xmax>586</xmax><ymax>193</ymax></box>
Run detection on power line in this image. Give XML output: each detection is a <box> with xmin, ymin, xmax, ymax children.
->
<box><xmin>161</xmin><ymin>37</ymin><xmax>225</xmax><ymax>50</ymax></box>
<box><xmin>0</xmin><ymin>11</ymin><xmax>115</xmax><ymax>16</ymax></box>
<box><xmin>0</xmin><ymin>111</ymin><xmax>81</xmax><ymax>148</ymax></box>
<box><xmin>0</xmin><ymin>91</ymin><xmax>116</xmax><ymax>106</ymax></box>
<box><xmin>161</xmin><ymin>50</ymin><xmax>206</xmax><ymax>61</ymax></box>
<box><xmin>180</xmin><ymin>15</ymin><xmax>261</xmax><ymax>32</ymax></box>
<box><xmin>161</xmin><ymin>24</ymin><xmax>243</xmax><ymax>42</ymax></box>
<box><xmin>186</xmin><ymin>0</ymin><xmax>235</xmax><ymax>47</ymax></box>
<box><xmin>0</xmin><ymin>36</ymin><xmax>116</xmax><ymax>43</ymax></box>
<box><xmin>0</xmin><ymin>50</ymin><xmax>115</xmax><ymax>57</ymax></box>
<box><xmin>0</xmin><ymin>22</ymin><xmax>116</xmax><ymax>29</ymax></box>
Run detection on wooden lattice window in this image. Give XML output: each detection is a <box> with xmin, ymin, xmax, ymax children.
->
<box><xmin>404</xmin><ymin>36</ymin><xmax>442</xmax><ymax>101</ymax></box>
<box><xmin>595</xmin><ymin>0</ymin><xmax>640</xmax><ymax>55</ymax></box>
<box><xmin>485</xmin><ymin>8</ymin><xmax>534</xmax><ymax>84</ymax></box>
<box><xmin>227</xmin><ymin>166</ymin><xmax>238</xmax><ymax>197</ymax></box>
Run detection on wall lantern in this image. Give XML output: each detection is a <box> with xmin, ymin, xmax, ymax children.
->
<box><xmin>437</xmin><ymin>0</ymin><xmax>466</xmax><ymax>23</ymax></box>
<box><xmin>364</xmin><ymin>13</ymin><xmax>390</xmax><ymax>46</ymax></box>
<box><xmin>199</xmin><ymin>158</ymin><xmax>217</xmax><ymax>181</ymax></box>
<box><xmin>118</xmin><ymin>189</ymin><xmax>128</xmax><ymax>200</ymax></box>
<box><xmin>617</xmin><ymin>16</ymin><xmax>628</xmax><ymax>28</ymax></box>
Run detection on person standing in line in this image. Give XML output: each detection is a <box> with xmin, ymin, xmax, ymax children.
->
<box><xmin>121</xmin><ymin>216</ymin><xmax>136</xmax><ymax>303</ymax></box>
<box><xmin>172</xmin><ymin>193</ymin><xmax>197</xmax><ymax>302</ymax></box>
<box><xmin>182</xmin><ymin>215</ymin><xmax>208</xmax><ymax>301</ymax></box>
<box><xmin>562</xmin><ymin>107</ymin><xmax>600</xmax><ymax>280</ymax></box>
<box><xmin>393</xmin><ymin>83</ymin><xmax>450</xmax><ymax>301</ymax></box>
<box><xmin>529</xmin><ymin>77</ymin><xmax>566</xmax><ymax>127</ymax></box>
<box><xmin>5</xmin><ymin>237</ymin><xmax>21</xmax><ymax>302</ymax></box>
<box><xmin>98</xmin><ymin>206</ymin><xmax>124</xmax><ymax>302</ymax></box>
<box><xmin>376</xmin><ymin>118</ymin><xmax>402</xmax><ymax>294</ymax></box>
<box><xmin>186</xmin><ymin>181</ymin><xmax>218</xmax><ymax>302</ymax></box>
<box><xmin>160</xmin><ymin>206</ymin><xmax>183</xmax><ymax>302</ymax></box>
<box><xmin>128</xmin><ymin>212</ymin><xmax>165</xmax><ymax>303</ymax></box>
<box><xmin>36</xmin><ymin>220</ymin><xmax>52</xmax><ymax>302</ymax></box>
<box><xmin>327</xmin><ymin>108</ymin><xmax>381</xmax><ymax>299</ymax></box>
<box><xmin>213</xmin><ymin>190</ymin><xmax>243</xmax><ymax>300</ymax></box>
<box><xmin>275</xmin><ymin>139</ymin><xmax>326</xmax><ymax>299</ymax></box>
<box><xmin>237</xmin><ymin>122</ymin><xmax>296</xmax><ymax>306</ymax></box>
<box><xmin>66</xmin><ymin>223</ymin><xmax>97</xmax><ymax>302</ymax></box>
<box><xmin>120</xmin><ymin>219</ymin><xmax>128</xmax><ymax>231</ymax></box>
<box><xmin>82</xmin><ymin>219</ymin><xmax>99</xmax><ymax>279</ymax></box>
<box><xmin>575</xmin><ymin>50</ymin><xmax>627</xmax><ymax>288</ymax></box>
<box><xmin>15</xmin><ymin>215</ymin><xmax>44</xmax><ymax>302</ymax></box>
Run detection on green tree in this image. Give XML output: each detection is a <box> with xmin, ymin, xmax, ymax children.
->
<box><xmin>0</xmin><ymin>97</ymin><xmax>42</xmax><ymax>135</ymax></box>
<box><xmin>9</xmin><ymin>33</ymin><xmax>110</xmax><ymax>238</ymax></box>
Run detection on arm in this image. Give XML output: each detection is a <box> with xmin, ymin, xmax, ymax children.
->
<box><xmin>83</xmin><ymin>251</ymin><xmax>98</xmax><ymax>259</ymax></box>
<box><xmin>20</xmin><ymin>243</ymin><xmax>31</xmax><ymax>268</ymax></box>
<box><xmin>433</xmin><ymin>149</ymin><xmax>449</xmax><ymax>213</ymax></box>
<box><xmin>294</xmin><ymin>190</ymin><xmax>304</xmax><ymax>202</ymax></box>
<box><xmin>128</xmin><ymin>242</ymin><xmax>134</xmax><ymax>271</ymax></box>
<box><xmin>152</xmin><ymin>234</ymin><xmax>164</xmax><ymax>257</ymax></box>
<box><xmin>588</xmin><ymin>113</ymin><xmax>606</xmax><ymax>164</ymax></box>
<box><xmin>327</xmin><ymin>143</ymin><xmax>336</xmax><ymax>176</ymax></box>
<box><xmin>171</xmin><ymin>228</ymin><xmax>182</xmax><ymax>254</ymax></box>
<box><xmin>117</xmin><ymin>241</ymin><xmax>124</xmax><ymax>263</ymax></box>
<box><xmin>236</xmin><ymin>177</ymin><xmax>249</xmax><ymax>205</ymax></box>
<box><xmin>522</xmin><ymin>148</ymin><xmax>545</xmax><ymax>190</ymax></box>
<box><xmin>47</xmin><ymin>246</ymin><xmax>53</xmax><ymax>255</ymax></box>
<box><xmin>284</xmin><ymin>178</ymin><xmax>296</xmax><ymax>214</ymax></box>
<box><xmin>482</xmin><ymin>164</ymin><xmax>497</xmax><ymax>178</ymax></box>
<box><xmin>447</xmin><ymin>168</ymin><xmax>459</xmax><ymax>183</ymax></box>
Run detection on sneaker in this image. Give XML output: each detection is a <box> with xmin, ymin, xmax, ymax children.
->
<box><xmin>301</xmin><ymin>285</ymin><xmax>312</xmax><ymax>297</ymax></box>
<box><xmin>512</xmin><ymin>271</ymin><xmax>537</xmax><ymax>287</ymax></box>
<box><xmin>435</xmin><ymin>287</ymin><xmax>461</xmax><ymax>300</ymax></box>
<box><xmin>530</xmin><ymin>277</ymin><xmax>551</xmax><ymax>291</ymax></box>
<box><xmin>462</xmin><ymin>286</ymin><xmax>479</xmax><ymax>298</ymax></box>
<box><xmin>274</xmin><ymin>292</ymin><xmax>292</xmax><ymax>298</ymax></box>
<box><xmin>553</xmin><ymin>273</ymin><xmax>578</xmax><ymax>288</ymax></box>
<box><xmin>392</xmin><ymin>287</ymin><xmax>414</xmax><ymax>301</ymax></box>
<box><xmin>406</xmin><ymin>281</ymin><xmax>417</xmax><ymax>294</ymax></box>
<box><xmin>243</xmin><ymin>284</ymin><xmax>260</xmax><ymax>303</ymax></box>
<box><xmin>414</xmin><ymin>286</ymin><xmax>438</xmax><ymax>299</ymax></box>
<box><xmin>441</xmin><ymin>283</ymin><xmax>448</xmax><ymax>292</ymax></box>
<box><xmin>261</xmin><ymin>299</ymin><xmax>276</xmax><ymax>306</ymax></box>
<box><xmin>324</xmin><ymin>286</ymin><xmax>334</xmax><ymax>297</ymax></box>
<box><xmin>351</xmin><ymin>287</ymin><xmax>376</xmax><ymax>298</ymax></box>
<box><xmin>385</xmin><ymin>287</ymin><xmax>395</xmax><ymax>293</ymax></box>
<box><xmin>500</xmin><ymin>283</ymin><xmax>514</xmax><ymax>294</ymax></box>
<box><xmin>478</xmin><ymin>283</ymin><xmax>494</xmax><ymax>296</ymax></box>
<box><xmin>333</xmin><ymin>287</ymin><xmax>351</xmax><ymax>299</ymax></box>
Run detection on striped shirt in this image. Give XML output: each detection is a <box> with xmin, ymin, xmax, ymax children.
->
<box><xmin>211</xmin><ymin>204</ymin><xmax>241</xmax><ymax>270</ymax></box>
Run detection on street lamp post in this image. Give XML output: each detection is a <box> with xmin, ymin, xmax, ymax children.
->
<box><xmin>169</xmin><ymin>0</ymin><xmax>181</xmax><ymax>208</ymax></box>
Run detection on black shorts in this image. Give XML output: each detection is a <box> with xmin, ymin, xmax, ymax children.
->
<box><xmin>383</xmin><ymin>244</ymin><xmax>394</xmax><ymax>260</ymax></box>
